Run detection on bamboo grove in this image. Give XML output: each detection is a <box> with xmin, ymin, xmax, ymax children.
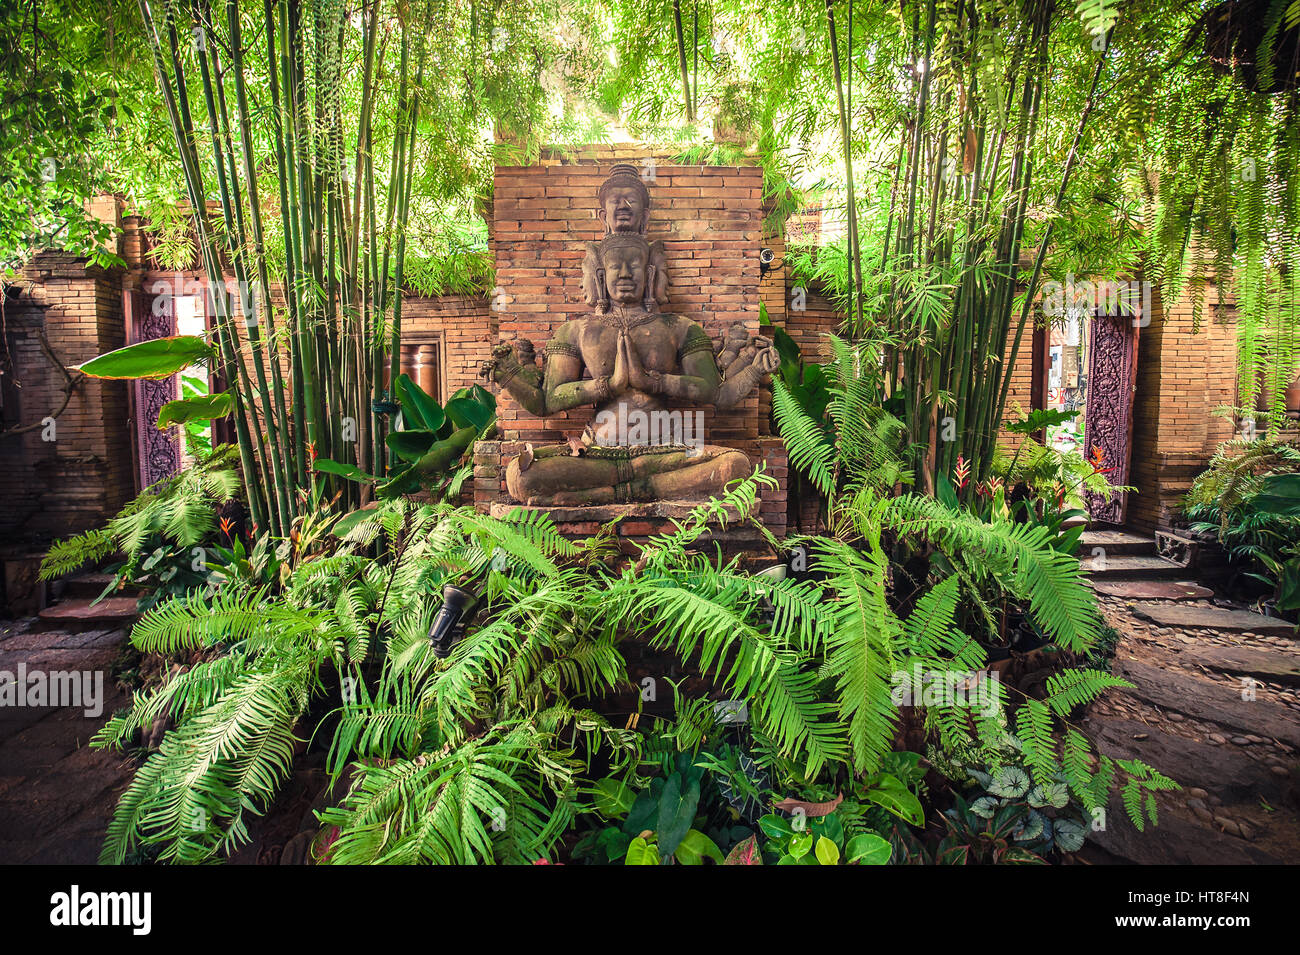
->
<box><xmin>135</xmin><ymin>0</ymin><xmax>433</xmax><ymax>538</ymax></box>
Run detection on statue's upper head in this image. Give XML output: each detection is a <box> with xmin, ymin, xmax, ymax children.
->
<box><xmin>597</xmin><ymin>164</ymin><xmax>650</xmax><ymax>235</ymax></box>
<box><xmin>598</xmin><ymin>232</ymin><xmax>653</xmax><ymax>308</ymax></box>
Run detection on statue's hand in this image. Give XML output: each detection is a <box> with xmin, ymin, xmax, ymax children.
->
<box><xmin>754</xmin><ymin>340</ymin><xmax>780</xmax><ymax>376</ymax></box>
<box><xmin>623</xmin><ymin>333</ymin><xmax>659</xmax><ymax>393</ymax></box>
<box><xmin>610</xmin><ymin>332</ymin><xmax>631</xmax><ymax>392</ymax></box>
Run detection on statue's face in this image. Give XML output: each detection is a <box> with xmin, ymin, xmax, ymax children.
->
<box><xmin>603</xmin><ymin>243</ymin><xmax>648</xmax><ymax>306</ymax></box>
<box><xmin>599</xmin><ymin>184</ymin><xmax>648</xmax><ymax>232</ymax></box>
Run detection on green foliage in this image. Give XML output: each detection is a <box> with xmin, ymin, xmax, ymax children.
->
<box><xmin>40</xmin><ymin>444</ymin><xmax>241</xmax><ymax>605</ymax></box>
<box><xmin>1185</xmin><ymin>438</ymin><xmax>1300</xmax><ymax>608</ymax></box>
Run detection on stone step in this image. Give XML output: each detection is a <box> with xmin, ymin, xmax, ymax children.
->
<box><xmin>1089</xmin><ymin>580</ymin><xmax>1214</xmax><ymax>601</ymax></box>
<box><xmin>36</xmin><ymin>597</ymin><xmax>139</xmax><ymax>632</ymax></box>
<box><xmin>1080</xmin><ymin>554</ymin><xmax>1186</xmax><ymax>579</ymax></box>
<box><xmin>1112</xmin><ymin>657</ymin><xmax>1300</xmax><ymax>748</ymax></box>
<box><xmin>1175</xmin><ymin>644</ymin><xmax>1300</xmax><ymax>687</ymax></box>
<box><xmin>58</xmin><ymin>573</ymin><xmax>125</xmax><ymax>600</ymax></box>
<box><xmin>1077</xmin><ymin>529</ymin><xmax>1157</xmax><ymax>557</ymax></box>
<box><xmin>1131</xmin><ymin>602</ymin><xmax>1298</xmax><ymax>638</ymax></box>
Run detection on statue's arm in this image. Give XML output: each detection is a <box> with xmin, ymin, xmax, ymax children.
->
<box><xmin>544</xmin><ymin>329</ymin><xmax>611</xmax><ymax>412</ymax></box>
<box><xmin>484</xmin><ymin>343</ymin><xmax>547</xmax><ymax>416</ymax></box>
<box><xmin>715</xmin><ymin>337</ymin><xmax>779</xmax><ymax>409</ymax></box>
<box><xmin>650</xmin><ymin>325</ymin><xmax>721</xmax><ymax>403</ymax></box>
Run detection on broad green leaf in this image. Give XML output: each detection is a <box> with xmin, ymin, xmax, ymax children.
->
<box><xmin>672</xmin><ymin>829</ymin><xmax>724</xmax><ymax>865</ymax></box>
<box><xmin>624</xmin><ymin>837</ymin><xmax>659</xmax><ymax>865</ymax></box>
<box><xmin>156</xmin><ymin>391</ymin><xmax>233</xmax><ymax>428</ymax></box>
<box><xmin>845</xmin><ymin>833</ymin><xmax>892</xmax><ymax>865</ymax></box>
<box><xmin>814</xmin><ymin>835</ymin><xmax>840</xmax><ymax>865</ymax></box>
<box><xmin>314</xmin><ymin>459</ymin><xmax>380</xmax><ymax>485</ymax></box>
<box><xmin>386</xmin><ymin>428</ymin><xmax>439</xmax><ymax>462</ymax></box>
<box><xmin>592</xmin><ymin>778</ymin><xmax>635</xmax><ymax>818</ymax></box>
<box><xmin>1255</xmin><ymin>474</ymin><xmax>1300</xmax><ymax>516</ymax></box>
<box><xmin>656</xmin><ymin>774</ymin><xmax>700</xmax><ymax>858</ymax></box>
<box><xmin>331</xmin><ymin>506</ymin><xmax>379</xmax><ymax>537</ymax></box>
<box><xmin>789</xmin><ymin>832</ymin><xmax>813</xmax><ymax>859</ymax></box>
<box><xmin>863</xmin><ymin>779</ymin><xmax>925</xmax><ymax>827</ymax></box>
<box><xmin>444</xmin><ymin>395</ymin><xmax>494</xmax><ymax>433</ymax></box>
<box><xmin>758</xmin><ymin>813</ymin><xmax>794</xmax><ymax>840</ymax></box>
<box><xmin>79</xmin><ymin>336</ymin><xmax>215</xmax><ymax>380</ymax></box>
<box><xmin>394</xmin><ymin>373</ymin><xmax>445</xmax><ymax>432</ymax></box>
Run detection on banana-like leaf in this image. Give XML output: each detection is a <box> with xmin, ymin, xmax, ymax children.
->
<box><xmin>157</xmin><ymin>392</ymin><xmax>234</xmax><ymax>429</ymax></box>
<box><xmin>314</xmin><ymin>458</ymin><xmax>380</xmax><ymax>484</ymax></box>
<box><xmin>445</xmin><ymin>396</ymin><xmax>494</xmax><ymax>433</ymax></box>
<box><xmin>386</xmin><ymin>429</ymin><xmax>438</xmax><ymax>462</ymax></box>
<box><xmin>395</xmin><ymin>373</ymin><xmax>445</xmax><ymax>432</ymax></box>
<box><xmin>79</xmin><ymin>336</ymin><xmax>216</xmax><ymax>380</ymax></box>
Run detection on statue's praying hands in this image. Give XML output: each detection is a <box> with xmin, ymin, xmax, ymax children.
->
<box><xmin>480</xmin><ymin>232</ymin><xmax>777</xmax><ymax>506</ymax></box>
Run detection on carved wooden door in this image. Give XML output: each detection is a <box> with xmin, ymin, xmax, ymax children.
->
<box><xmin>1082</xmin><ymin>312</ymin><xmax>1139</xmax><ymax>525</ymax></box>
<box><xmin>125</xmin><ymin>288</ymin><xmax>181</xmax><ymax>491</ymax></box>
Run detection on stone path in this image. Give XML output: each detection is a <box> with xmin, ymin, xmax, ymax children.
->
<box><xmin>0</xmin><ymin>617</ymin><xmax>134</xmax><ymax>864</ymax></box>
<box><xmin>1080</xmin><ymin>593</ymin><xmax>1300</xmax><ymax>864</ymax></box>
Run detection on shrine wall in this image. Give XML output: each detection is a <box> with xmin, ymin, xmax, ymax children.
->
<box><xmin>478</xmin><ymin>146</ymin><xmax>789</xmax><ymax>537</ymax></box>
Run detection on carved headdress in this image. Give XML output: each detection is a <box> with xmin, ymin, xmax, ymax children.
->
<box><xmin>596</xmin><ymin>163</ymin><xmax>651</xmax><ymax>227</ymax></box>
<box><xmin>583</xmin><ymin>164</ymin><xmax>669</xmax><ymax>312</ymax></box>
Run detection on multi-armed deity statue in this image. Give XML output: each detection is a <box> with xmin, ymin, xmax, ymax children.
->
<box><xmin>481</xmin><ymin>164</ymin><xmax>778</xmax><ymax>507</ymax></box>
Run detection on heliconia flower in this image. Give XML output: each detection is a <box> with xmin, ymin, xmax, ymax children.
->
<box><xmin>954</xmin><ymin>455</ymin><xmax>971</xmax><ymax>491</ymax></box>
<box><xmin>987</xmin><ymin>475</ymin><xmax>1004</xmax><ymax>493</ymax></box>
<box><xmin>1054</xmin><ymin>483</ymin><xmax>1067</xmax><ymax>508</ymax></box>
<box><xmin>1089</xmin><ymin>445</ymin><xmax>1117</xmax><ymax>475</ymax></box>
<box><xmin>306</xmin><ymin>441</ymin><xmax>319</xmax><ymax>462</ymax></box>
<box><xmin>219</xmin><ymin>516</ymin><xmax>235</xmax><ymax>539</ymax></box>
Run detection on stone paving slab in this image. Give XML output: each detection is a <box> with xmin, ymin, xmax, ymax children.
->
<box><xmin>1131</xmin><ymin>602</ymin><xmax>1298</xmax><ymax>637</ymax></box>
<box><xmin>0</xmin><ymin>623</ymin><xmax>131</xmax><ymax>864</ymax></box>
<box><xmin>1113</xmin><ymin>657</ymin><xmax>1300</xmax><ymax>748</ymax></box>
<box><xmin>1080</xmin><ymin>555</ymin><xmax>1185</xmax><ymax>579</ymax></box>
<box><xmin>1175</xmin><ymin>644</ymin><xmax>1300</xmax><ymax>687</ymax></box>
<box><xmin>1091</xmin><ymin>718</ymin><xmax>1289</xmax><ymax>803</ymax></box>
<box><xmin>36</xmin><ymin>597</ymin><xmax>139</xmax><ymax>628</ymax></box>
<box><xmin>1089</xmin><ymin>580</ymin><xmax>1214</xmax><ymax>601</ymax></box>
<box><xmin>1089</xmin><ymin>799</ymin><xmax>1284</xmax><ymax>865</ymax></box>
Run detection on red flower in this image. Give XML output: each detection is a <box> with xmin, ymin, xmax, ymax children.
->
<box><xmin>306</xmin><ymin>441</ymin><xmax>319</xmax><ymax>462</ymax></box>
<box><xmin>1088</xmin><ymin>445</ymin><xmax>1117</xmax><ymax>475</ymax></box>
<box><xmin>532</xmin><ymin>858</ymin><xmax>561</xmax><ymax>865</ymax></box>
<box><xmin>954</xmin><ymin>455</ymin><xmax>970</xmax><ymax>492</ymax></box>
<box><xmin>219</xmin><ymin>516</ymin><xmax>235</xmax><ymax>539</ymax></box>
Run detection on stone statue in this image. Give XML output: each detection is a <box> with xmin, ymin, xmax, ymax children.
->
<box><xmin>581</xmin><ymin>163</ymin><xmax>669</xmax><ymax>311</ymax></box>
<box><xmin>480</xmin><ymin>168</ymin><xmax>778</xmax><ymax>507</ymax></box>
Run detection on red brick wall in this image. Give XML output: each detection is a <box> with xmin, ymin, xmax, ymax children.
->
<box><xmin>402</xmin><ymin>294</ymin><xmax>495</xmax><ymax>397</ymax></box>
<box><xmin>0</xmin><ymin>254</ymin><xmax>133</xmax><ymax>545</ymax></box>
<box><xmin>1128</xmin><ymin>281</ymin><xmax>1238</xmax><ymax>533</ymax></box>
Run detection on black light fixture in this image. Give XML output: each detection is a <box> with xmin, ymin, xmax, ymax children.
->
<box><xmin>758</xmin><ymin>247</ymin><xmax>783</xmax><ymax>278</ymax></box>
<box><xmin>428</xmin><ymin>583</ymin><xmax>476</xmax><ymax>658</ymax></box>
